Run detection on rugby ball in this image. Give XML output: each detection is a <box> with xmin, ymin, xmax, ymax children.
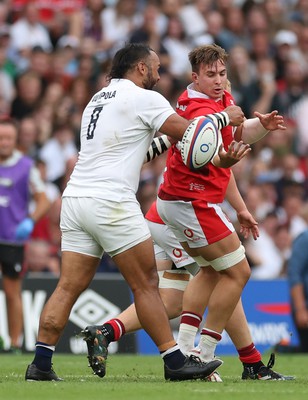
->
<box><xmin>180</xmin><ymin>116</ymin><xmax>219</xmax><ymax>170</ymax></box>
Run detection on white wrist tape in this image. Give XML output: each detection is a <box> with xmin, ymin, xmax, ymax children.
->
<box><xmin>144</xmin><ymin>135</ymin><xmax>172</xmax><ymax>163</ymax></box>
<box><xmin>241</xmin><ymin>118</ymin><xmax>269</xmax><ymax>144</ymax></box>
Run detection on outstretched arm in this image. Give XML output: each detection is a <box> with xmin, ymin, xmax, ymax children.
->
<box><xmin>235</xmin><ymin>110</ymin><xmax>286</xmax><ymax>144</ymax></box>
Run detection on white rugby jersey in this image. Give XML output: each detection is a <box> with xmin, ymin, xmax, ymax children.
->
<box><xmin>63</xmin><ymin>79</ymin><xmax>175</xmax><ymax>201</ymax></box>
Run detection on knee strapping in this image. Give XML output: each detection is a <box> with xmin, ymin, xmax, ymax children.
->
<box><xmin>210</xmin><ymin>244</ymin><xmax>246</xmax><ymax>271</ymax></box>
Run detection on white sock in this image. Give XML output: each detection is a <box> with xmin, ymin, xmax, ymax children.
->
<box><xmin>177</xmin><ymin>324</ymin><xmax>198</xmax><ymax>354</ymax></box>
<box><xmin>199</xmin><ymin>333</ymin><xmax>220</xmax><ymax>362</ymax></box>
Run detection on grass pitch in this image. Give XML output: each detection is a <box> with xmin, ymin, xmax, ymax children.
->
<box><xmin>0</xmin><ymin>353</ymin><xmax>307</xmax><ymax>400</ymax></box>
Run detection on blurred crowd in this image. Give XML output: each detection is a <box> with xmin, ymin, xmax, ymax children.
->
<box><xmin>1</xmin><ymin>0</ymin><xmax>308</xmax><ymax>277</ymax></box>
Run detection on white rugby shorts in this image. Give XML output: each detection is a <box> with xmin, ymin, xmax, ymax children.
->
<box><xmin>147</xmin><ymin>219</ymin><xmax>196</xmax><ymax>270</ymax></box>
<box><xmin>156</xmin><ymin>197</ymin><xmax>235</xmax><ymax>248</ymax></box>
<box><xmin>61</xmin><ymin>197</ymin><xmax>151</xmax><ymax>258</ymax></box>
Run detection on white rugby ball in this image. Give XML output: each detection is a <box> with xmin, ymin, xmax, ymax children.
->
<box><xmin>181</xmin><ymin>116</ymin><xmax>219</xmax><ymax>170</ymax></box>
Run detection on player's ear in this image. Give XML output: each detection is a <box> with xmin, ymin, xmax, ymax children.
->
<box><xmin>192</xmin><ymin>72</ymin><xmax>198</xmax><ymax>84</ymax></box>
<box><xmin>137</xmin><ymin>61</ymin><xmax>146</xmax><ymax>75</ymax></box>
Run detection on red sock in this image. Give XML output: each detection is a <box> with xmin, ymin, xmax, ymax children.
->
<box><xmin>238</xmin><ymin>343</ymin><xmax>262</xmax><ymax>364</ymax></box>
<box><xmin>105</xmin><ymin>318</ymin><xmax>126</xmax><ymax>341</ymax></box>
<box><xmin>200</xmin><ymin>328</ymin><xmax>222</xmax><ymax>341</ymax></box>
<box><xmin>180</xmin><ymin>311</ymin><xmax>202</xmax><ymax>328</ymax></box>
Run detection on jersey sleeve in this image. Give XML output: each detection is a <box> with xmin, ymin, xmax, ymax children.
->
<box><xmin>137</xmin><ymin>90</ymin><xmax>176</xmax><ymax>132</ymax></box>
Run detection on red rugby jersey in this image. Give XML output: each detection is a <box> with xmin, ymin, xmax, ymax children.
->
<box><xmin>158</xmin><ymin>87</ymin><xmax>236</xmax><ymax>204</ymax></box>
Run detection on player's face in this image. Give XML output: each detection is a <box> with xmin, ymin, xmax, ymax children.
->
<box><xmin>0</xmin><ymin>125</ymin><xmax>17</xmax><ymax>161</ymax></box>
<box><xmin>192</xmin><ymin>60</ymin><xmax>227</xmax><ymax>100</ymax></box>
<box><xmin>142</xmin><ymin>51</ymin><xmax>161</xmax><ymax>90</ymax></box>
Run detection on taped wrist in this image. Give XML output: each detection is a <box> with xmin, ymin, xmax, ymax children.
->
<box><xmin>144</xmin><ymin>135</ymin><xmax>172</xmax><ymax>163</ymax></box>
<box><xmin>207</xmin><ymin>111</ymin><xmax>230</xmax><ymax>130</ymax></box>
<box><xmin>241</xmin><ymin>118</ymin><xmax>269</xmax><ymax>144</ymax></box>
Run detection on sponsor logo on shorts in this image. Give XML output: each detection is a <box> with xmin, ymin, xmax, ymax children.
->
<box><xmin>173</xmin><ymin>248</ymin><xmax>183</xmax><ymax>258</ymax></box>
<box><xmin>184</xmin><ymin>229</ymin><xmax>193</xmax><ymax>238</ymax></box>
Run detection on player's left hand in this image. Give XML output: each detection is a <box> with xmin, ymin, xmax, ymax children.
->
<box><xmin>237</xmin><ymin>210</ymin><xmax>259</xmax><ymax>240</ymax></box>
<box><xmin>216</xmin><ymin>140</ymin><xmax>251</xmax><ymax>168</ymax></box>
<box><xmin>254</xmin><ymin>110</ymin><xmax>286</xmax><ymax>131</ymax></box>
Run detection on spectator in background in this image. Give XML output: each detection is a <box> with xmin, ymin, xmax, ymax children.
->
<box><xmin>24</xmin><ymin>239</ymin><xmax>60</xmax><ymax>276</ymax></box>
<box><xmin>278</xmin><ymin>194</ymin><xmax>307</xmax><ymax>240</ymax></box>
<box><xmin>214</xmin><ymin>6</ymin><xmax>249</xmax><ymax>52</ymax></box>
<box><xmin>262</xmin><ymin>0</ymin><xmax>288</xmax><ymax>36</ymax></box>
<box><xmin>46</xmin><ymin>48</ymin><xmax>74</xmax><ymax>92</ymax></box>
<box><xmin>288</xmin><ymin>0</ymin><xmax>308</xmax><ymax>29</ymax></box>
<box><xmin>0</xmin><ymin>1</ymin><xmax>9</xmax><ymax>25</ymax></box>
<box><xmin>55</xmin><ymin>35</ymin><xmax>80</xmax><ymax>78</ymax></box>
<box><xmin>240</xmin><ymin>57</ymin><xmax>277</xmax><ymax>118</ymax></box>
<box><xmin>16</xmin><ymin>116</ymin><xmax>40</xmax><ymax>159</ymax></box>
<box><xmin>10</xmin><ymin>70</ymin><xmax>43</xmax><ymax>120</ymax></box>
<box><xmin>9</xmin><ymin>1</ymin><xmax>53</xmax><ymax>73</ymax></box>
<box><xmin>68</xmin><ymin>0</ymin><xmax>107</xmax><ymax>59</ymax></box>
<box><xmin>249</xmin><ymin>29</ymin><xmax>274</xmax><ymax>63</ymax></box>
<box><xmin>227</xmin><ymin>45</ymin><xmax>256</xmax><ymax>106</ymax></box>
<box><xmin>296</xmin><ymin>24</ymin><xmax>308</xmax><ymax>67</ymax></box>
<box><xmin>28</xmin><ymin>46</ymin><xmax>52</xmax><ymax>90</ymax></box>
<box><xmin>0</xmin><ymin>23</ymin><xmax>16</xmax><ymax>79</ymax></box>
<box><xmin>0</xmin><ymin>40</ymin><xmax>15</xmax><ymax>116</ymax></box>
<box><xmin>0</xmin><ymin>118</ymin><xmax>50</xmax><ymax>352</ymax></box>
<box><xmin>205</xmin><ymin>9</ymin><xmax>224</xmax><ymax>47</ymax></box>
<box><xmin>274</xmin><ymin>224</ymin><xmax>292</xmax><ymax>277</ymax></box>
<box><xmin>179</xmin><ymin>0</ymin><xmax>213</xmax><ymax>47</ymax></box>
<box><xmin>242</xmin><ymin>183</ymin><xmax>276</xmax><ymax>221</ymax></box>
<box><xmin>245</xmin><ymin>211</ymin><xmax>286</xmax><ymax>279</ymax></box>
<box><xmin>100</xmin><ymin>0</ymin><xmax>143</xmax><ymax>57</ymax></box>
<box><xmin>39</xmin><ymin>122</ymin><xmax>78</xmax><ymax>191</ymax></box>
<box><xmin>161</xmin><ymin>15</ymin><xmax>192</xmax><ymax>89</ymax></box>
<box><xmin>274</xmin><ymin>153</ymin><xmax>306</xmax><ymax>206</ymax></box>
<box><xmin>129</xmin><ymin>1</ymin><xmax>170</xmax><ymax>72</ymax></box>
<box><xmin>286</xmin><ymin>203</ymin><xmax>308</xmax><ymax>353</ymax></box>
<box><xmin>66</xmin><ymin>76</ymin><xmax>93</xmax><ymax>135</ymax></box>
<box><xmin>288</xmin><ymin>89</ymin><xmax>308</xmax><ymax>160</ymax></box>
<box><xmin>273</xmin><ymin>29</ymin><xmax>300</xmax><ymax>81</ymax></box>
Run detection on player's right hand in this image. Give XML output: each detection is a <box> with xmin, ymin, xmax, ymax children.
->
<box><xmin>224</xmin><ymin>105</ymin><xmax>245</xmax><ymax>126</ymax></box>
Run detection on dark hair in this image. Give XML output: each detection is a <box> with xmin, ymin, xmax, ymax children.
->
<box><xmin>188</xmin><ymin>44</ymin><xmax>228</xmax><ymax>73</ymax></box>
<box><xmin>108</xmin><ymin>43</ymin><xmax>153</xmax><ymax>80</ymax></box>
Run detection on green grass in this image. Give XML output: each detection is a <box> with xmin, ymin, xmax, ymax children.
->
<box><xmin>0</xmin><ymin>353</ymin><xmax>308</xmax><ymax>400</ymax></box>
